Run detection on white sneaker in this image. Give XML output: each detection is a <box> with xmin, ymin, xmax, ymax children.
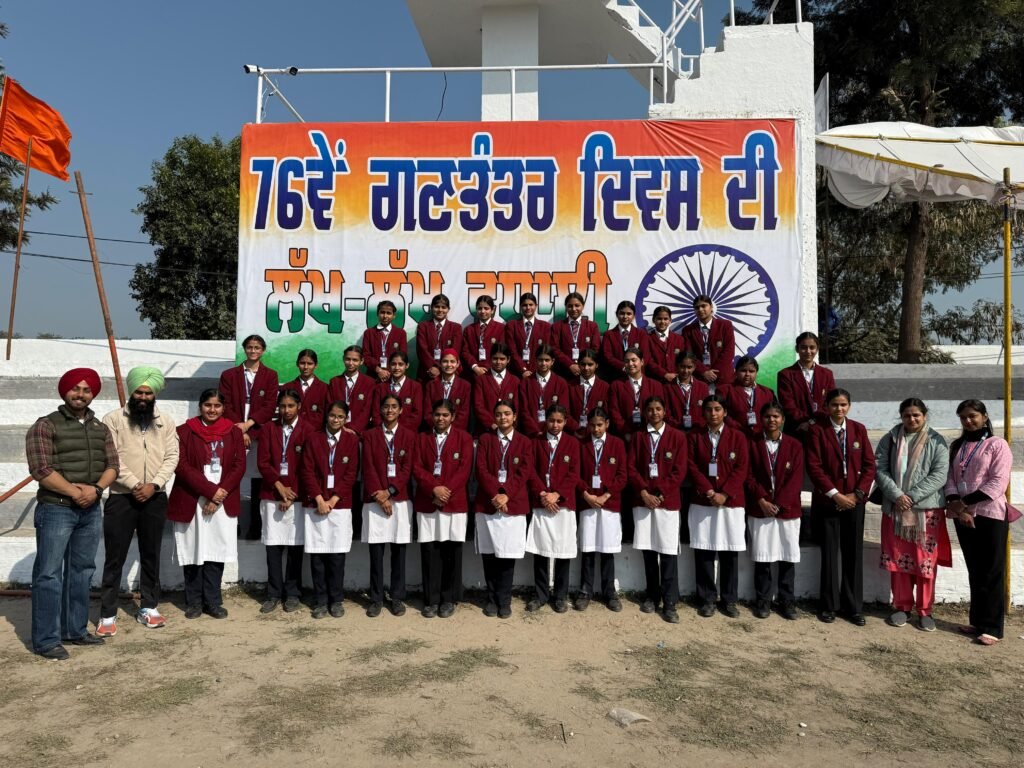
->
<box><xmin>97</xmin><ymin>617</ymin><xmax>117</xmax><ymax>637</ymax></box>
<box><xmin>136</xmin><ymin>608</ymin><xmax>166</xmax><ymax>629</ymax></box>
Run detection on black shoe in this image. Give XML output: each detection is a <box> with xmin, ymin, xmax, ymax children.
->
<box><xmin>66</xmin><ymin>633</ymin><xmax>104</xmax><ymax>646</ymax></box>
<box><xmin>422</xmin><ymin>604</ymin><xmax>437</xmax><ymax>619</ymax></box>
<box><xmin>663</xmin><ymin>606</ymin><xmax>680</xmax><ymax>624</ymax></box>
<box><xmin>697</xmin><ymin>603</ymin><xmax>715</xmax><ymax>618</ymax></box>
<box><xmin>283</xmin><ymin>597</ymin><xmax>302</xmax><ymax>613</ymax></box>
<box><xmin>498</xmin><ymin>605</ymin><xmax>512</xmax><ymax>619</ymax></box>
<box><xmin>639</xmin><ymin>599</ymin><xmax>657</xmax><ymax>614</ymax></box>
<box><xmin>845</xmin><ymin>612</ymin><xmax>867</xmax><ymax>627</ymax></box>
<box><xmin>366</xmin><ymin>602</ymin><xmax>382</xmax><ymax>618</ymax></box>
<box><xmin>260</xmin><ymin>599</ymin><xmax>280</xmax><ymax>614</ymax></box>
<box><xmin>205</xmin><ymin>606</ymin><xmax>228</xmax><ymax>619</ymax></box>
<box><xmin>438</xmin><ymin>602</ymin><xmax>455</xmax><ymax>618</ymax></box>
<box><xmin>36</xmin><ymin>644</ymin><xmax>69</xmax><ymax>660</ymax></box>
<box><xmin>754</xmin><ymin>601</ymin><xmax>771</xmax><ymax>619</ymax></box>
<box><xmin>722</xmin><ymin>603</ymin><xmax>740</xmax><ymax>619</ymax></box>
<box><xmin>311</xmin><ymin>605</ymin><xmax>328</xmax><ymax>620</ymax></box>
<box><xmin>607</xmin><ymin>596</ymin><xmax>623</xmax><ymax>613</ymax></box>
<box><xmin>483</xmin><ymin>602</ymin><xmax>498</xmax><ymax>618</ymax></box>
<box><xmin>779</xmin><ymin>602</ymin><xmax>799</xmax><ymax>621</ymax></box>
<box><xmin>574</xmin><ymin>595</ymin><xmax>591</xmax><ymax>612</ymax></box>
<box><xmin>818</xmin><ymin>610</ymin><xmax>836</xmax><ymax>624</ymax></box>
<box><xmin>390</xmin><ymin>599</ymin><xmax>406</xmax><ymax>617</ymax></box>
<box><xmin>525</xmin><ymin>598</ymin><xmax>545</xmax><ymax>613</ymax></box>
<box><xmin>553</xmin><ymin>599</ymin><xmax>569</xmax><ymax>614</ymax></box>
<box><xmin>329</xmin><ymin>602</ymin><xmax>345</xmax><ymax>618</ymax></box>
<box><xmin>184</xmin><ymin>605</ymin><xmax>202</xmax><ymax>620</ymax></box>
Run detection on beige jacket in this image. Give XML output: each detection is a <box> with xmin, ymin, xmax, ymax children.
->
<box><xmin>101</xmin><ymin>404</ymin><xmax>180</xmax><ymax>495</ymax></box>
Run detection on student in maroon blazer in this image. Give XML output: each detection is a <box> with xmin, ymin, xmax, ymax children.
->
<box><xmin>517</xmin><ymin>345</ymin><xmax>573</xmax><ymax>437</ymax></box>
<box><xmin>327</xmin><ymin>346</ymin><xmax>378</xmax><ymax>434</ymax></box>
<box><xmin>576</xmin><ymin>407</ymin><xmax>628</xmax><ymax>612</ymax></box>
<box><xmin>415</xmin><ymin>293</ymin><xmax>463</xmax><ymax>382</ymax></box>
<box><xmin>461</xmin><ymin>294</ymin><xmax>507</xmax><ymax>378</ymax></box>
<box><xmin>413</xmin><ymin>400</ymin><xmax>474</xmax><ymax>618</ymax></box>
<box><xmin>567</xmin><ymin>350</ymin><xmax>610</xmax><ymax>438</ymax></box>
<box><xmin>168</xmin><ymin>389</ymin><xmax>246</xmax><ymax>617</ymax></box>
<box><xmin>645</xmin><ymin>305</ymin><xmax>689</xmax><ymax>382</ymax></box>
<box><xmin>687</xmin><ymin>395</ymin><xmax>749</xmax><ymax>618</ymax></box>
<box><xmin>609</xmin><ymin>347</ymin><xmax>665</xmax><ymax>437</ymax></box>
<box><xmin>680</xmin><ymin>295</ymin><xmax>736</xmax><ymax>391</ymax></box>
<box><xmin>257</xmin><ymin>390</ymin><xmax>315</xmax><ymax>613</ymax></box>
<box><xmin>361</xmin><ymin>300</ymin><xmax>408</xmax><ymax>383</ymax></box>
<box><xmin>475</xmin><ymin>401</ymin><xmax>534</xmax><ymax>618</ymax></box>
<box><xmin>300</xmin><ymin>400</ymin><xmax>360</xmax><ymax>617</ymax></box>
<box><xmin>806</xmin><ymin>387</ymin><xmax>876</xmax><ymax>625</ymax></box>
<box><xmin>664</xmin><ymin>352</ymin><xmax>709</xmax><ymax>433</ymax></box>
<box><xmin>280</xmin><ymin>348</ymin><xmax>329</xmax><ymax>424</ymax></box>
<box><xmin>506</xmin><ymin>292</ymin><xmax>553</xmax><ymax>377</ymax></box>
<box><xmin>423</xmin><ymin>349</ymin><xmax>472</xmax><ymax>433</ymax></box>
<box><xmin>600</xmin><ymin>300</ymin><xmax>650</xmax><ymax>379</ymax></box>
<box><xmin>551</xmin><ymin>291</ymin><xmax>601</xmax><ymax>378</ymax></box>
<box><xmin>471</xmin><ymin>343</ymin><xmax>521</xmax><ymax>437</ymax></box>
<box><xmin>220</xmin><ymin>334</ymin><xmax>280</xmax><ymax>438</ymax></box>
<box><xmin>745</xmin><ymin>403</ymin><xmax>805</xmax><ymax>620</ymax></box>
<box><xmin>776</xmin><ymin>332</ymin><xmax>837</xmax><ymax>438</ymax></box>
<box><xmin>722</xmin><ymin>356</ymin><xmax>777</xmax><ymax>438</ymax></box>
<box><xmin>628</xmin><ymin>396</ymin><xmax>688</xmax><ymax>622</ymax></box>
<box><xmin>370</xmin><ymin>352</ymin><xmax>423</xmax><ymax>432</ymax></box>
<box><xmin>360</xmin><ymin>394</ymin><xmax>417</xmax><ymax>617</ymax></box>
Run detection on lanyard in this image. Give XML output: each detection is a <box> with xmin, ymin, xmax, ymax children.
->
<box><xmin>632</xmin><ymin>379</ymin><xmax>642</xmax><ymax>407</ymax></box>
<box><xmin>957</xmin><ymin>438</ymin><xmax>986</xmax><ymax>471</ymax></box>
<box><xmin>281</xmin><ymin>424</ymin><xmax>295</xmax><ymax>454</ymax></box>
<box><xmin>835</xmin><ymin>425</ymin><xmax>847</xmax><ymax>475</ymax></box>
<box><xmin>244</xmin><ymin>370</ymin><xmax>255</xmax><ymax>402</ymax></box>
<box><xmin>379</xmin><ymin>327</ymin><xmax>390</xmax><ymax>358</ymax></box>
<box><xmin>327</xmin><ymin>433</ymin><xmax>338</xmax><ymax>471</ymax></box>
<box><xmin>209</xmin><ymin>440</ymin><xmax>223</xmax><ymax>462</ymax></box>
<box><xmin>441</xmin><ymin>377</ymin><xmax>453</xmax><ymax>399</ymax></box>
<box><xmin>648</xmin><ymin>429</ymin><xmax>661</xmax><ymax>462</ymax></box>
<box><xmin>547</xmin><ymin>435</ymin><xmax>560</xmax><ymax>473</ymax></box>
<box><xmin>746</xmin><ymin>387</ymin><xmax>755</xmax><ymax>410</ymax></box>
<box><xmin>478</xmin><ymin>321</ymin><xmax>488</xmax><ymax>351</ymax></box>
<box><xmin>620</xmin><ymin>327</ymin><xmax>630</xmax><ymax>352</ymax></box>
<box><xmin>708</xmin><ymin>430</ymin><xmax>721</xmax><ymax>461</ymax></box>
<box><xmin>700</xmin><ymin>325</ymin><xmax>710</xmax><ymax>355</ymax></box>
<box><xmin>678</xmin><ymin>381</ymin><xmax>692</xmax><ymax>415</ymax></box>
<box><xmin>434</xmin><ymin>432</ymin><xmax>448</xmax><ymax>462</ymax></box>
<box><xmin>435</xmin><ymin>321</ymin><xmax>443</xmax><ymax>341</ymax></box>
<box><xmin>391</xmin><ymin>377</ymin><xmax>403</xmax><ymax>394</ymax></box>
<box><xmin>569</xmin><ymin>319</ymin><xmax>581</xmax><ymax>347</ymax></box>
<box><xmin>345</xmin><ymin>377</ymin><xmax>355</xmax><ymax>404</ymax></box>
<box><xmin>537</xmin><ymin>378</ymin><xmax>547</xmax><ymax>409</ymax></box>
<box><xmin>593</xmin><ymin>438</ymin><xmax>605</xmax><ymax>468</ymax></box>
<box><xmin>581</xmin><ymin>379</ymin><xmax>592</xmax><ymax>413</ymax></box>
<box><xmin>384</xmin><ymin>428</ymin><xmax>396</xmax><ymax>461</ymax></box>
<box><xmin>524</xmin><ymin>320</ymin><xmax>533</xmax><ymax>347</ymax></box>
<box><xmin>498</xmin><ymin>434</ymin><xmax>512</xmax><ymax>471</ymax></box>
<box><xmin>765</xmin><ymin>438</ymin><xmax>780</xmax><ymax>494</ymax></box>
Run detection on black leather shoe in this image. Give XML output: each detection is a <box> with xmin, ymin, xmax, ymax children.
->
<box><xmin>421</xmin><ymin>604</ymin><xmax>437</xmax><ymax>619</ymax></box>
<box><xmin>311</xmin><ymin>605</ymin><xmax>328</xmax><ymax>619</ymax></box>
<box><xmin>366</xmin><ymin>602</ymin><xmax>382</xmax><ymax>618</ymax></box>
<box><xmin>639</xmin><ymin>599</ymin><xmax>657</xmax><ymax>614</ymax></box>
<box><xmin>723</xmin><ymin>603</ymin><xmax>740</xmax><ymax>619</ymax></box>
<box><xmin>607</xmin><ymin>596</ymin><xmax>623</xmax><ymax>612</ymax></box>
<box><xmin>205</xmin><ymin>606</ymin><xmax>228</xmax><ymax>619</ymax></box>
<box><xmin>67</xmin><ymin>633</ymin><xmax>104</xmax><ymax>646</ymax></box>
<box><xmin>818</xmin><ymin>610</ymin><xmax>836</xmax><ymax>624</ymax></box>
<box><xmin>779</xmin><ymin>603</ymin><xmax>799</xmax><ymax>621</ymax></box>
<box><xmin>697</xmin><ymin>603</ymin><xmax>715</xmax><ymax>618</ymax></box>
<box><xmin>483</xmin><ymin>602</ymin><xmax>498</xmax><ymax>618</ymax></box>
<box><xmin>260</xmin><ymin>599</ymin><xmax>280</xmax><ymax>614</ymax></box>
<box><xmin>553</xmin><ymin>599</ymin><xmax>569</xmax><ymax>614</ymax></box>
<box><xmin>390</xmin><ymin>599</ymin><xmax>406</xmax><ymax>617</ymax></box>
<box><xmin>283</xmin><ymin>597</ymin><xmax>302</xmax><ymax>613</ymax></box>
<box><xmin>329</xmin><ymin>602</ymin><xmax>345</xmax><ymax>618</ymax></box>
<box><xmin>438</xmin><ymin>602</ymin><xmax>455</xmax><ymax>618</ymax></box>
<box><xmin>525</xmin><ymin>598</ymin><xmax>544</xmax><ymax>612</ymax></box>
<box><xmin>754</xmin><ymin>601</ymin><xmax>771</xmax><ymax>619</ymax></box>
<box><xmin>846</xmin><ymin>613</ymin><xmax>867</xmax><ymax>627</ymax></box>
<box><xmin>498</xmin><ymin>605</ymin><xmax>512</xmax><ymax>619</ymax></box>
<box><xmin>184</xmin><ymin>605</ymin><xmax>202</xmax><ymax>620</ymax></box>
<box><xmin>36</xmin><ymin>644</ymin><xmax>69</xmax><ymax>660</ymax></box>
<box><xmin>663</xmin><ymin>606</ymin><xmax>680</xmax><ymax>624</ymax></box>
<box><xmin>574</xmin><ymin>595</ymin><xmax>591</xmax><ymax>612</ymax></box>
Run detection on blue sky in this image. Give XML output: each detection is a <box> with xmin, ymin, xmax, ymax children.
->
<box><xmin>0</xmin><ymin>1</ymin><xmax>1017</xmax><ymax>338</ymax></box>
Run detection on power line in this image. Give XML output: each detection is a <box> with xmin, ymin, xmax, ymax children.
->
<box><xmin>0</xmin><ymin>248</ymin><xmax>234</xmax><ymax>277</ymax></box>
<box><xmin>25</xmin><ymin>229</ymin><xmax>151</xmax><ymax>246</ymax></box>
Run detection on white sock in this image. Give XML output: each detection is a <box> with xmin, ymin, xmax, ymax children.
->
<box><xmin>100</xmin><ymin>616</ymin><xmax>115</xmax><ymax>625</ymax></box>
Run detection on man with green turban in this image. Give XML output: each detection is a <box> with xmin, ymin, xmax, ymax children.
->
<box><xmin>99</xmin><ymin>366</ymin><xmax>180</xmax><ymax>634</ymax></box>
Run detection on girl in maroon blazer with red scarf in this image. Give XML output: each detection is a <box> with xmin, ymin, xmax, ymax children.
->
<box><xmin>518</xmin><ymin>345</ymin><xmax>573</xmax><ymax>437</ymax></box>
<box><xmin>745</xmin><ymin>402</ymin><xmax>804</xmax><ymax>620</ymax></box>
<box><xmin>281</xmin><ymin>348</ymin><xmax>330</xmax><ymax>424</ymax></box>
<box><xmin>600</xmin><ymin>300</ymin><xmax>649</xmax><ymax>379</ymax></box>
<box><xmin>471</xmin><ymin>343</ymin><xmax>520</xmax><ymax>437</ymax></box>
<box><xmin>506</xmin><ymin>292</ymin><xmax>553</xmax><ymax>377</ymax></box>
<box><xmin>415</xmin><ymin>293</ymin><xmax>463</xmax><ymax>382</ymax></box>
<box><xmin>806</xmin><ymin>387</ymin><xmax>876</xmax><ymax>626</ymax></box>
<box><xmin>609</xmin><ymin>347</ymin><xmax>665</xmax><ymax>437</ymax></box>
<box><xmin>680</xmin><ymin>295</ymin><xmax>735</xmax><ymax>392</ymax></box>
<box><xmin>423</xmin><ymin>349</ymin><xmax>471</xmax><ymax>432</ymax></box>
<box><xmin>551</xmin><ymin>292</ymin><xmax>601</xmax><ymax>378</ymax></box>
<box><xmin>371</xmin><ymin>351</ymin><xmax>423</xmax><ymax>432</ymax></box>
<box><xmin>722</xmin><ymin>356</ymin><xmax>776</xmax><ymax>438</ymax></box>
<box><xmin>776</xmin><ymin>332</ymin><xmax>836</xmax><ymax>438</ymax></box>
<box><xmin>567</xmin><ymin>350</ymin><xmax>610</xmax><ymax>438</ymax></box>
<box><xmin>462</xmin><ymin>294</ymin><xmax>506</xmax><ymax>378</ymax></box>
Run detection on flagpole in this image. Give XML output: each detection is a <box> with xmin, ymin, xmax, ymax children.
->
<box><xmin>74</xmin><ymin>171</ymin><xmax>126</xmax><ymax>407</ymax></box>
<box><xmin>1002</xmin><ymin>167</ymin><xmax>1013</xmax><ymax>612</ymax></box>
<box><xmin>5</xmin><ymin>136</ymin><xmax>32</xmax><ymax>360</ymax></box>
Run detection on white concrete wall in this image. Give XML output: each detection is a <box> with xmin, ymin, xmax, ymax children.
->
<box><xmin>482</xmin><ymin>4</ymin><xmax>539</xmax><ymax>120</ymax></box>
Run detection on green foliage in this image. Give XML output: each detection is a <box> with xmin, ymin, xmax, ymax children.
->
<box><xmin>130</xmin><ymin>134</ymin><xmax>240</xmax><ymax>339</ymax></box>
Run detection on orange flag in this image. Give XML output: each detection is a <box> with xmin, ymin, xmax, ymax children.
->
<box><xmin>0</xmin><ymin>77</ymin><xmax>72</xmax><ymax>181</ymax></box>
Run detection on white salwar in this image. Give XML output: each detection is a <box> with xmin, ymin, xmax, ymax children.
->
<box><xmin>362</xmin><ymin>500</ymin><xmax>413</xmax><ymax>544</ymax></box>
<box><xmin>688</xmin><ymin>504</ymin><xmax>746</xmax><ymax>552</ymax></box>
<box><xmin>579</xmin><ymin>508</ymin><xmax>622</xmax><ymax>554</ymax></box>
<box><xmin>747</xmin><ymin>517</ymin><xmax>801</xmax><ymax>563</ymax></box>
<box><xmin>261</xmin><ymin>499</ymin><xmax>305</xmax><ymax>546</ymax></box>
<box><xmin>172</xmin><ymin>467</ymin><xmax>237</xmax><ymax>566</ymax></box>
<box><xmin>631</xmin><ymin>507</ymin><xmax>680</xmax><ymax>555</ymax></box>
<box><xmin>303</xmin><ymin>506</ymin><xmax>354</xmax><ymax>554</ymax></box>
<box><xmin>475</xmin><ymin>512</ymin><xmax>528</xmax><ymax>558</ymax></box>
<box><xmin>525</xmin><ymin>508</ymin><xmax>578</xmax><ymax>558</ymax></box>
<box><xmin>417</xmin><ymin>511</ymin><xmax>468</xmax><ymax>543</ymax></box>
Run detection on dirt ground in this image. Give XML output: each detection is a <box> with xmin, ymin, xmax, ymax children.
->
<box><xmin>0</xmin><ymin>589</ymin><xmax>1021</xmax><ymax>768</ymax></box>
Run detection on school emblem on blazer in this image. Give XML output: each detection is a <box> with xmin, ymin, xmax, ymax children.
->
<box><xmin>393</xmin><ymin>342</ymin><xmax>399</xmax><ymax>349</ymax></box>
<box><xmin>597</xmin><ymin>400</ymin><xmax>604</xmax><ymax>407</ymax></box>
<box><xmin>259</xmin><ymin>389</ymin><xmax>266</xmax><ymax>396</ymax></box>
<box><xmin>342</xmin><ymin>456</ymin><xmax>349</xmax><ymax>463</ymax></box>
<box><xmin>490</xmin><ymin>337</ymin><xmax>497</xmax><ymax>344</ymax></box>
<box><xmin>563</xmin><ymin>455</ymin><xmax>570</xmax><ymax>462</ymax></box>
<box><xmin>358</xmin><ymin>393</ymin><xmax>365</xmax><ymax>400</ymax></box>
<box><xmin>729</xmin><ymin>451</ymin><xmax>736</xmax><ymax>459</ymax></box>
<box><xmin>311</xmin><ymin>404</ymin><xmax>319</xmax><ymax>411</ymax></box>
<box><xmin>609</xmin><ymin>457</ymin><xmax>616</xmax><ymax>464</ymax></box>
<box><xmin>295</xmin><ymin>445</ymin><xmax>303</xmax><ymax>454</ymax></box>
<box><xmin>666</xmin><ymin>451</ymin><xmax>673</xmax><ymax>459</ymax></box>
<box><xmin>697</xmin><ymin>399</ymin><xmax>704</xmax><ymax>407</ymax></box>
<box><xmin>403</xmin><ymin>397</ymin><xmax>412</xmax><ymax>404</ymax></box>
<box><xmin>853</xmin><ymin>441</ymin><xmax>861</xmax><ymax>449</ymax></box>
<box><xmin>399</xmin><ymin>449</ymin><xmax>406</xmax><ymax>456</ymax></box>
<box><xmin>785</xmin><ymin>462</ymin><xmax>792</xmax><ymax>469</ymax></box>
<box><xmin>715</xmin><ymin>341</ymin><xmax>722</xmax><ymax>348</ymax></box>
<box><xmin>453</xmin><ymin>452</ymin><xmax>461</xmax><ymax>459</ymax></box>
<box><xmin>454</xmin><ymin>398</ymin><xmax>462</xmax><ymax>405</ymax></box>
<box><xmin>512</xmin><ymin>456</ymin><xmax>519</xmax><ymax>464</ymax></box>
<box><xmin>551</xmin><ymin>395</ymin><xmax>559</xmax><ymax>402</ymax></box>
<box><xmin>584</xmin><ymin>336</ymin><xmax>591</xmax><ymax>342</ymax></box>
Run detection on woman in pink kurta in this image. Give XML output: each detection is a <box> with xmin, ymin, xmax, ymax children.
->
<box><xmin>944</xmin><ymin>399</ymin><xmax>1018</xmax><ymax>645</ymax></box>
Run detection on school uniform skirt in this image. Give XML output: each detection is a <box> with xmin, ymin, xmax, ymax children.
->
<box><xmin>303</xmin><ymin>506</ymin><xmax>354</xmax><ymax>554</ymax></box>
<box><xmin>632</xmin><ymin>506</ymin><xmax>679</xmax><ymax>556</ymax></box>
<box><xmin>362</xmin><ymin>500</ymin><xmax>413</xmax><ymax>545</ymax></box>
<box><xmin>261</xmin><ymin>499</ymin><xmax>305</xmax><ymax>546</ymax></box>
<box><xmin>173</xmin><ymin>469</ymin><xmax>237</xmax><ymax>566</ymax></box>
<box><xmin>475</xmin><ymin>512</ymin><xmax>528</xmax><ymax>558</ymax></box>
<box><xmin>688</xmin><ymin>504</ymin><xmax>746</xmax><ymax>552</ymax></box>
<box><xmin>526</xmin><ymin>507</ymin><xmax>578</xmax><ymax>559</ymax></box>
<box><xmin>417</xmin><ymin>510</ymin><xmax>468</xmax><ymax>543</ymax></box>
<box><xmin>748</xmin><ymin>516</ymin><xmax>801</xmax><ymax>563</ymax></box>
<box><xmin>579</xmin><ymin>508</ymin><xmax>622</xmax><ymax>554</ymax></box>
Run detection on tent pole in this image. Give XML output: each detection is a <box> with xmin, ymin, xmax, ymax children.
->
<box><xmin>1002</xmin><ymin>168</ymin><xmax>1013</xmax><ymax>612</ymax></box>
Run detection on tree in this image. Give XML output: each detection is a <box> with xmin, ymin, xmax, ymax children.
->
<box><xmin>741</xmin><ymin>1</ymin><xmax>1024</xmax><ymax>362</ymax></box>
<box><xmin>131</xmin><ymin>135</ymin><xmax>240</xmax><ymax>339</ymax></box>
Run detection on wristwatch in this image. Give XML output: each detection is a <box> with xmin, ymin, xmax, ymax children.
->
<box><xmin>93</xmin><ymin>484</ymin><xmax>105</xmax><ymax>496</ymax></box>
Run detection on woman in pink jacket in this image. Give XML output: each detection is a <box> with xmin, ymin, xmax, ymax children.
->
<box><xmin>945</xmin><ymin>399</ymin><xmax>1019</xmax><ymax>646</ymax></box>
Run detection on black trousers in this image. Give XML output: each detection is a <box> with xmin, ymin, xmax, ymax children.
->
<box><xmin>533</xmin><ymin>555</ymin><xmax>570</xmax><ymax>603</ymax></box>
<box><xmin>244</xmin><ymin>478</ymin><xmax>263</xmax><ymax>539</ymax></box>
<box><xmin>421</xmin><ymin>541</ymin><xmax>461</xmax><ymax>607</ymax></box>
<box><xmin>693</xmin><ymin>550</ymin><xmax>738</xmax><ymax>604</ymax></box>
<box><xmin>310</xmin><ymin>553</ymin><xmax>346</xmax><ymax>606</ymax></box>
<box><xmin>368</xmin><ymin>543</ymin><xmax>407</xmax><ymax>604</ymax></box>
<box><xmin>955</xmin><ymin>515</ymin><xmax>1008</xmax><ymax>639</ymax></box>
<box><xmin>100</xmin><ymin>492</ymin><xmax>167</xmax><ymax>618</ymax></box>
<box><xmin>579</xmin><ymin>552</ymin><xmax>616</xmax><ymax>599</ymax></box>
<box><xmin>482</xmin><ymin>554</ymin><xmax>516</xmax><ymax>609</ymax></box>
<box><xmin>183</xmin><ymin>562</ymin><xmax>225</xmax><ymax>609</ymax></box>
<box><xmin>266</xmin><ymin>544</ymin><xmax>304</xmax><ymax>599</ymax></box>
<box><xmin>643</xmin><ymin>550</ymin><xmax>680</xmax><ymax>606</ymax></box>
<box><xmin>753</xmin><ymin>561</ymin><xmax>796</xmax><ymax>604</ymax></box>
<box><xmin>815</xmin><ymin>503</ymin><xmax>864</xmax><ymax>614</ymax></box>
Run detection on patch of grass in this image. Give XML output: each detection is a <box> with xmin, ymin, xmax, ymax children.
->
<box><xmin>284</xmin><ymin>624</ymin><xmax>324</xmax><ymax>641</ymax></box>
<box><xmin>110</xmin><ymin>628</ymin><xmax>200</xmax><ymax>658</ymax></box>
<box><xmin>730</xmin><ymin>620</ymin><xmax>756</xmax><ymax>634</ymax></box>
<box><xmin>568</xmin><ymin>660</ymin><xmax>598</xmax><ymax>675</ymax></box>
<box><xmin>23</xmin><ymin>733</ymin><xmax>70</xmax><ymax>768</ymax></box>
<box><xmin>128</xmin><ymin>676</ymin><xmax>210</xmax><ymax>713</ymax></box>
<box><xmin>430</xmin><ymin>731</ymin><xmax>472</xmax><ymax>759</ymax></box>
<box><xmin>0</xmin><ymin>682</ymin><xmax>29</xmax><ymax>709</ymax></box>
<box><xmin>380</xmin><ymin>731</ymin><xmax>420</xmax><ymax>759</ymax></box>
<box><xmin>251</xmin><ymin>644</ymin><xmax>278</xmax><ymax>656</ymax></box>
<box><xmin>241</xmin><ymin>681</ymin><xmax>363</xmax><ymax>754</ymax></box>
<box><xmin>570</xmin><ymin>683</ymin><xmax>608</xmax><ymax>703</ymax></box>
<box><xmin>349</xmin><ymin>637</ymin><xmax>428</xmax><ymax>664</ymax></box>
<box><xmin>485</xmin><ymin>694</ymin><xmax>557</xmax><ymax>739</ymax></box>
<box><xmin>348</xmin><ymin>646</ymin><xmax>507</xmax><ymax>698</ymax></box>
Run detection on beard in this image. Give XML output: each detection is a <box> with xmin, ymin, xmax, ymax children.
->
<box><xmin>127</xmin><ymin>397</ymin><xmax>156</xmax><ymax>430</ymax></box>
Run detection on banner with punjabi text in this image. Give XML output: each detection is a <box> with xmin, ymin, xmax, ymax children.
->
<box><xmin>237</xmin><ymin>119</ymin><xmax>801</xmax><ymax>384</ymax></box>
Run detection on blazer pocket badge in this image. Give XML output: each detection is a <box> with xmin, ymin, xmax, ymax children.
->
<box><xmin>728</xmin><ymin>451</ymin><xmax>736</xmax><ymax>460</ymax></box>
<box><xmin>453</xmin><ymin>452</ymin><xmax>461</xmax><ymax>460</ymax></box>
<box><xmin>853</xmin><ymin>441</ymin><xmax>861</xmax><ymax>449</ymax></box>
<box><xmin>609</xmin><ymin>457</ymin><xmax>616</xmax><ymax>464</ymax></box>
<box><xmin>563</xmin><ymin>455</ymin><xmax>570</xmax><ymax>462</ymax></box>
<box><xmin>665</xmin><ymin>451</ymin><xmax>672</xmax><ymax>459</ymax></box>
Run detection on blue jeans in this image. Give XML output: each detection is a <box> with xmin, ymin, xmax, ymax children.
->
<box><xmin>32</xmin><ymin>501</ymin><xmax>102</xmax><ymax>652</ymax></box>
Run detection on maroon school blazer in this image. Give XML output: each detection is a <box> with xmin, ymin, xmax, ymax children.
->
<box><xmin>744</xmin><ymin>434</ymin><xmax>804</xmax><ymax>519</ymax></box>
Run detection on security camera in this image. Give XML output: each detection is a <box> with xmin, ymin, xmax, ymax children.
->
<box><xmin>243</xmin><ymin>64</ymin><xmax>259</xmax><ymax>74</ymax></box>
<box><xmin>287</xmin><ymin>66</ymin><xmax>299</xmax><ymax>76</ymax></box>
